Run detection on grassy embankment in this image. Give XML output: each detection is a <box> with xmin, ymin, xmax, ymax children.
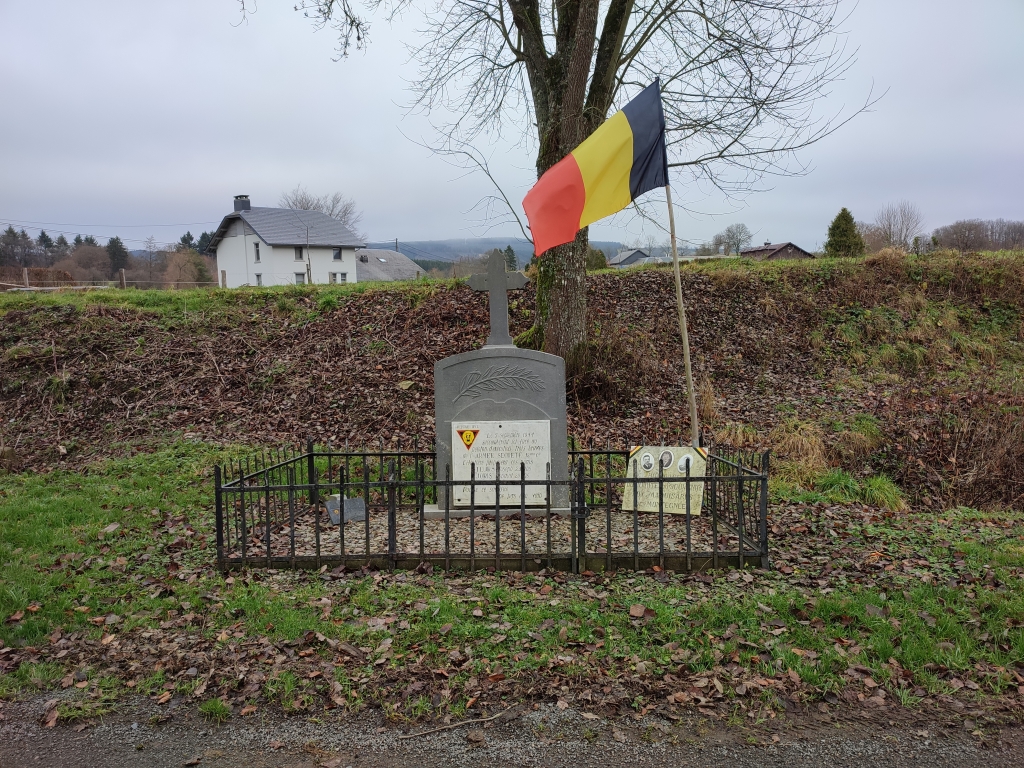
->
<box><xmin>1</xmin><ymin>250</ymin><xmax>1022</xmax><ymax>722</ymax></box>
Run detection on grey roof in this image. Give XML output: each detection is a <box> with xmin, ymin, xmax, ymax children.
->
<box><xmin>739</xmin><ymin>242</ymin><xmax>814</xmax><ymax>259</ymax></box>
<box><xmin>355</xmin><ymin>249</ymin><xmax>423</xmax><ymax>282</ymax></box>
<box><xmin>208</xmin><ymin>207</ymin><xmax>364</xmax><ymax>250</ymax></box>
<box><xmin>608</xmin><ymin>248</ymin><xmax>649</xmax><ymax>266</ymax></box>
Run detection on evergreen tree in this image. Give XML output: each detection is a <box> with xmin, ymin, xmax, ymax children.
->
<box><xmin>55</xmin><ymin>234</ymin><xmax>69</xmax><ymax>250</ymax></box>
<box><xmin>106</xmin><ymin>236</ymin><xmax>130</xmax><ymax>277</ymax></box>
<box><xmin>196</xmin><ymin>231</ymin><xmax>213</xmax><ymax>254</ymax></box>
<box><xmin>73</xmin><ymin>234</ymin><xmax>84</xmax><ymax>247</ymax></box>
<box><xmin>585</xmin><ymin>246</ymin><xmax>607</xmax><ymax>271</ymax></box>
<box><xmin>37</xmin><ymin>230</ymin><xmax>54</xmax><ymax>249</ymax></box>
<box><xmin>179</xmin><ymin>231</ymin><xmax>196</xmax><ymax>250</ymax></box>
<box><xmin>0</xmin><ymin>226</ymin><xmax>18</xmax><ymax>267</ymax></box>
<box><xmin>503</xmin><ymin>244</ymin><xmax>517</xmax><ymax>271</ymax></box>
<box><xmin>83</xmin><ymin>235</ymin><xmax>97</xmax><ymax>246</ymax></box>
<box><xmin>824</xmin><ymin>207</ymin><xmax>865</xmax><ymax>258</ymax></box>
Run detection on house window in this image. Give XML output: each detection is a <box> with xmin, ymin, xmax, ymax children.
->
<box><xmin>255</xmin><ymin>274</ymin><xmax>262</xmax><ymax>286</ymax></box>
<box><xmin>329</xmin><ymin>272</ymin><xmax>347</xmax><ymax>284</ymax></box>
<box><xmin>294</xmin><ymin>246</ymin><xmax>304</xmax><ymax>261</ymax></box>
<box><xmin>253</xmin><ymin>242</ymin><xmax>260</xmax><ymax>262</ymax></box>
<box><xmin>333</xmin><ymin>248</ymin><xmax>342</xmax><ymax>261</ymax></box>
<box><xmin>295</xmin><ymin>272</ymin><xmax>306</xmax><ymax>285</ymax></box>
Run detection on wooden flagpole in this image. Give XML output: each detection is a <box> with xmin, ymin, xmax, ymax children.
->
<box><xmin>665</xmin><ymin>185</ymin><xmax>700</xmax><ymax>448</ymax></box>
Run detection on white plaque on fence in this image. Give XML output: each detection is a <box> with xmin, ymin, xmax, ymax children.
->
<box><xmin>452</xmin><ymin>420</ymin><xmax>551</xmax><ymax>506</ymax></box>
<box><xmin>621</xmin><ymin>445</ymin><xmax>707</xmax><ymax>516</ymax></box>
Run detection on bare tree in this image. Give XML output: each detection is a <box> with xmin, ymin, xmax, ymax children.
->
<box><xmin>855</xmin><ymin>221</ymin><xmax>885</xmax><ymax>254</ymax></box>
<box><xmin>715</xmin><ymin>223</ymin><xmax>753</xmax><ymax>256</ymax></box>
<box><xmin>266</xmin><ymin>0</ymin><xmax>871</xmax><ymax>357</ymax></box>
<box><xmin>873</xmin><ymin>201</ymin><xmax>924</xmax><ymax>251</ymax></box>
<box><xmin>932</xmin><ymin>219</ymin><xmax>987</xmax><ymax>254</ymax></box>
<box><xmin>984</xmin><ymin>219</ymin><xmax>1024</xmax><ymax>251</ymax></box>
<box><xmin>280</xmin><ymin>184</ymin><xmax>364</xmax><ymax>237</ymax></box>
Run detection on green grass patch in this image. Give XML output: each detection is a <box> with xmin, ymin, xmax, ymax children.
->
<box><xmin>0</xmin><ymin>442</ymin><xmax>1021</xmax><ymax>715</ymax></box>
<box><xmin>199</xmin><ymin>697</ymin><xmax>232</xmax><ymax>723</ymax></box>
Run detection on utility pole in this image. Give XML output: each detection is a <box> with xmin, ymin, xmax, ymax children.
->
<box><xmin>305</xmin><ymin>225</ymin><xmax>312</xmax><ymax>285</ymax></box>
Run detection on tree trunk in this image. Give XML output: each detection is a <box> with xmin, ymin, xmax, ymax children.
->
<box><xmin>531</xmin><ymin>228</ymin><xmax>588</xmax><ymax>357</ymax></box>
<box><xmin>512</xmin><ymin>0</ymin><xmax>602</xmax><ymax>362</ymax></box>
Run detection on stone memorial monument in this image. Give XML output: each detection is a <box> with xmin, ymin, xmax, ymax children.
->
<box><xmin>432</xmin><ymin>251</ymin><xmax>569</xmax><ymax>512</ymax></box>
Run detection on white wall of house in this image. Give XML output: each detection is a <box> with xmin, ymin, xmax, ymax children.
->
<box><xmin>215</xmin><ymin>219</ymin><xmax>359</xmax><ymax>288</ymax></box>
<box><xmin>264</xmin><ymin>245</ymin><xmax>358</xmax><ymax>286</ymax></box>
<box><xmin>214</xmin><ymin>219</ymin><xmax>258</xmax><ymax>288</ymax></box>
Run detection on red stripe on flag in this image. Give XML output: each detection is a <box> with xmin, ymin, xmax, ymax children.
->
<box><xmin>523</xmin><ymin>154</ymin><xmax>586</xmax><ymax>256</ymax></box>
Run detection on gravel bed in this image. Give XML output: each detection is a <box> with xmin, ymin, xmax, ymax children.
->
<box><xmin>223</xmin><ymin>505</ymin><xmax>742</xmax><ymax>560</ymax></box>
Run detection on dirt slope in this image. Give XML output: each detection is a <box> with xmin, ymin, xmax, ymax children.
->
<box><xmin>2</xmin><ymin>252</ymin><xmax>1021</xmax><ymax>506</ymax></box>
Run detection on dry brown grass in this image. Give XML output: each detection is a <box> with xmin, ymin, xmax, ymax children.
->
<box><xmin>698</xmin><ymin>378</ymin><xmax>718</xmax><ymax>425</ymax></box>
<box><xmin>715</xmin><ymin>422</ymin><xmax>759</xmax><ymax>449</ymax></box>
<box><xmin>769</xmin><ymin>419</ymin><xmax>828</xmax><ymax>485</ymax></box>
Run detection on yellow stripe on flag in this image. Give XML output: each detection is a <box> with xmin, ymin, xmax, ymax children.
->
<box><xmin>572</xmin><ymin>111</ymin><xmax>634</xmax><ymax>228</ymax></box>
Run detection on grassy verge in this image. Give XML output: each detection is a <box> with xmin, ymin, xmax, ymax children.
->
<box><xmin>2</xmin><ymin>442</ymin><xmax>1023</xmax><ymax>721</ymax></box>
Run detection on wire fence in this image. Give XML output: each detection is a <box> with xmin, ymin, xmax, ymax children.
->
<box><xmin>214</xmin><ymin>440</ymin><xmax>769</xmax><ymax>574</ymax></box>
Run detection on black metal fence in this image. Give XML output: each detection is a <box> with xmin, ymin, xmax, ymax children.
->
<box><xmin>214</xmin><ymin>440</ymin><xmax>769</xmax><ymax>574</ymax></box>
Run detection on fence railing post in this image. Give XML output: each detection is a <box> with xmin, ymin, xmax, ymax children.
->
<box><xmin>387</xmin><ymin>459</ymin><xmax>397</xmax><ymax>566</ymax></box>
<box><xmin>574</xmin><ymin>456</ymin><xmax>587</xmax><ymax>575</ymax></box>
<box><xmin>214</xmin><ymin>465</ymin><xmax>224</xmax><ymax>568</ymax></box>
<box><xmin>711</xmin><ymin>457</ymin><xmax>719</xmax><ymax>570</ymax></box>
<box><xmin>760</xmin><ymin>451</ymin><xmax>770</xmax><ymax>569</ymax></box>
<box><xmin>307</xmin><ymin>439</ymin><xmax>318</xmax><ymax>507</ymax></box>
<box><xmin>737</xmin><ymin>467</ymin><xmax>745</xmax><ymax>569</ymax></box>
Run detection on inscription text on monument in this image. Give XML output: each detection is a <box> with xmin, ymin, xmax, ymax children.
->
<box><xmin>452</xmin><ymin>420</ymin><xmax>551</xmax><ymax>506</ymax></box>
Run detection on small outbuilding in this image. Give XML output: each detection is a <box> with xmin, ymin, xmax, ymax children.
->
<box><xmin>739</xmin><ymin>241</ymin><xmax>815</xmax><ymax>260</ymax></box>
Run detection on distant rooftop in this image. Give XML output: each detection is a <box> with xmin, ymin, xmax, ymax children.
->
<box><xmin>355</xmin><ymin>249</ymin><xmax>422</xmax><ymax>282</ymax></box>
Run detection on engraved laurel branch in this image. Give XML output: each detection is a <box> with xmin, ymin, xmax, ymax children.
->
<box><xmin>452</xmin><ymin>365</ymin><xmax>545</xmax><ymax>403</ymax></box>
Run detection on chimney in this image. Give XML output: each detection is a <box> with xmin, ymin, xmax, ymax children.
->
<box><xmin>234</xmin><ymin>195</ymin><xmax>251</xmax><ymax>212</ymax></box>
<box><xmin>764</xmin><ymin>241</ymin><xmax>771</xmax><ymax>247</ymax></box>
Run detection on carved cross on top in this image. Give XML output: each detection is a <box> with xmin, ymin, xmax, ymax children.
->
<box><xmin>467</xmin><ymin>250</ymin><xmax>530</xmax><ymax>347</ymax></box>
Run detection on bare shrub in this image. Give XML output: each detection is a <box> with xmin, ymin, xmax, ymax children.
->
<box><xmin>863</xmin><ymin>247</ymin><xmax>908</xmax><ymax>283</ymax></box>
<box><xmin>52</xmin><ymin>246</ymin><xmax>111</xmax><ymax>283</ymax></box>
<box><xmin>565</xmin><ymin>317</ymin><xmax>655</xmax><ymax>407</ymax></box>
<box><xmin>918</xmin><ymin>399</ymin><xmax>1024</xmax><ymax>509</ymax></box>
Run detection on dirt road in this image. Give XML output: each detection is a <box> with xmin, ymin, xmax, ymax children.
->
<box><xmin>1</xmin><ymin>693</ymin><xmax>1021</xmax><ymax>768</ymax></box>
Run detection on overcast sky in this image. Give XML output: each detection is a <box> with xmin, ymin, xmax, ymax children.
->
<box><xmin>1</xmin><ymin>0</ymin><xmax>1021</xmax><ymax>252</ymax></box>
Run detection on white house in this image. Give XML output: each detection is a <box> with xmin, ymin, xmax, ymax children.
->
<box><xmin>209</xmin><ymin>195</ymin><xmax>366</xmax><ymax>288</ymax></box>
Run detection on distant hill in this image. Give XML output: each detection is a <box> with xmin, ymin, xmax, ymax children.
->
<box><xmin>365</xmin><ymin>238</ymin><xmax>624</xmax><ymax>269</ymax></box>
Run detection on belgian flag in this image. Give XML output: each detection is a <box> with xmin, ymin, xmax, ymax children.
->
<box><xmin>523</xmin><ymin>80</ymin><xmax>668</xmax><ymax>256</ymax></box>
